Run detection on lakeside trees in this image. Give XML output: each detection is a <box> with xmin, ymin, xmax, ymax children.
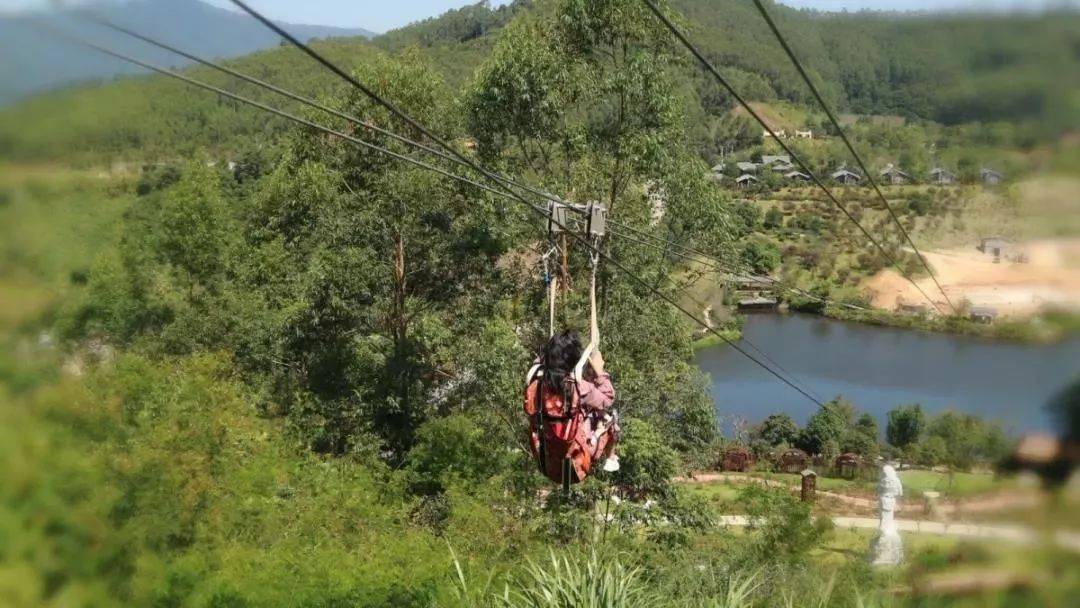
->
<box><xmin>744</xmin><ymin>398</ymin><xmax>1011</xmax><ymax>474</ymax></box>
<box><xmin>887</xmin><ymin>404</ymin><xmax>925</xmax><ymax>452</ymax></box>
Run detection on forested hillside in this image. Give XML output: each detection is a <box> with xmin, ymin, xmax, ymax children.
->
<box><xmin>673</xmin><ymin>0</ymin><xmax>1079</xmax><ymax>127</ymax></box>
<box><xmin>0</xmin><ymin>0</ymin><xmax>1076</xmax><ymax>162</ymax></box>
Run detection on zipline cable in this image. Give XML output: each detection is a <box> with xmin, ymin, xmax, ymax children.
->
<box><xmin>40</xmin><ymin>23</ymin><xmax>824</xmax><ymax>408</ymax></box>
<box><xmin>608</xmin><ymin>224</ymin><xmax>827</xmax><ymax>404</ymax></box>
<box><xmin>75</xmin><ymin>12</ymin><xmax>483</xmax><ymax>176</ymax></box>
<box><xmin>223</xmin><ymin>0</ymin><xmax>826</xmax><ymax>406</ymax></box>
<box><xmin>749</xmin><ymin>0</ymin><xmax>958</xmax><ymax>316</ymax></box>
<box><xmin>641</xmin><ymin>0</ymin><xmax>945</xmax><ymax>315</ymax></box>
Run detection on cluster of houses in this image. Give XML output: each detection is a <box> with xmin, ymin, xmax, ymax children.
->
<box><xmin>711</xmin><ymin>156</ymin><xmax>1004</xmax><ymax>189</ymax></box>
<box><xmin>711</xmin><ymin>155</ymin><xmax>811</xmax><ymax>188</ymax></box>
<box><xmin>720</xmin><ymin>446</ymin><xmax>867</xmax><ymax>481</ymax></box>
<box><xmin>763</xmin><ymin>129</ymin><xmax>814</xmax><ymax>140</ymax></box>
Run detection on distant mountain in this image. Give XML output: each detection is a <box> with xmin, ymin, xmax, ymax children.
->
<box><xmin>0</xmin><ymin>0</ymin><xmax>375</xmax><ymax>106</ymax></box>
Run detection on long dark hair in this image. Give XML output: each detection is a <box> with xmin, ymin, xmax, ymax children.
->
<box><xmin>541</xmin><ymin>330</ymin><xmax>583</xmax><ymax>393</ymax></box>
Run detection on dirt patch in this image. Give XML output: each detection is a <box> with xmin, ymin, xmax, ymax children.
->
<box><xmin>863</xmin><ymin>239</ymin><xmax>1080</xmax><ymax>317</ymax></box>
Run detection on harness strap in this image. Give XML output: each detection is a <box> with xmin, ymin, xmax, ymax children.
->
<box><xmin>541</xmin><ymin>241</ymin><xmax>559</xmax><ymax>338</ymax></box>
<box><xmin>526</xmin><ymin>363</ymin><xmax>542</xmax><ymax>386</ymax></box>
<box><xmin>535</xmin><ymin>378</ymin><xmax>547</xmax><ymax>475</ymax></box>
<box><xmin>574</xmin><ymin>239</ymin><xmax>601</xmax><ymax>384</ymax></box>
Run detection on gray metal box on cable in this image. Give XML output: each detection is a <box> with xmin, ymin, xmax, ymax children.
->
<box><xmin>547</xmin><ymin>202</ymin><xmax>572</xmax><ymax>233</ymax></box>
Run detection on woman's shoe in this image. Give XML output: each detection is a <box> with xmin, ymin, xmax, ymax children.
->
<box><xmin>603</xmin><ymin>455</ymin><xmax>620</xmax><ymax>472</ymax></box>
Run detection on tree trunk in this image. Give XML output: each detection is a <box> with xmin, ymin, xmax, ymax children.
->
<box><xmin>392</xmin><ymin>233</ymin><xmax>410</xmax><ymax>413</ymax></box>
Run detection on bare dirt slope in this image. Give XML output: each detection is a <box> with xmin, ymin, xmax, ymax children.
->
<box><xmin>864</xmin><ymin>239</ymin><xmax>1080</xmax><ymax>317</ymax></box>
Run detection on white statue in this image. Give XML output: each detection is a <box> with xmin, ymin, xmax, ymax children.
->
<box><xmin>870</xmin><ymin>464</ymin><xmax>904</xmax><ymax>566</ymax></box>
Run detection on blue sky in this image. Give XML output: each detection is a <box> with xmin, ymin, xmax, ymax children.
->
<box><xmin>0</xmin><ymin>1</ymin><xmax>1071</xmax><ymax>31</ymax></box>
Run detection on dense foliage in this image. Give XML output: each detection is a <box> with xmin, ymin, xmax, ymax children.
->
<box><xmin>42</xmin><ymin>0</ymin><xmax>728</xmax><ymax>539</ymax></box>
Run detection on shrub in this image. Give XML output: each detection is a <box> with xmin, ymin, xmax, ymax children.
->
<box><xmin>917</xmin><ymin>436</ymin><xmax>949</xmax><ymax>466</ymax></box>
<box><xmin>788</xmin><ymin>212</ymin><xmax>827</xmax><ymax>235</ymax></box>
<box><xmin>406</xmin><ymin>413</ymin><xmax>498</xmax><ymax>495</ymax></box>
<box><xmin>739</xmin><ymin>239</ymin><xmax>781</xmax><ymax>274</ymax></box>
<box><xmin>1047</xmin><ymin>377</ymin><xmax>1080</xmax><ymax>443</ymax></box>
<box><xmin>135</xmin><ymin>164</ymin><xmax>182</xmax><ymax>196</ymax></box>
<box><xmin>737</xmin><ymin>486</ymin><xmax>833</xmax><ymax>567</ymax></box>
<box><xmin>612</xmin><ymin>417</ymin><xmax>678</xmax><ymax>500</ymax></box>
<box><xmin>732</xmin><ymin>201</ymin><xmax>763</xmax><ymax>236</ymax></box>
<box><xmin>0</xmin><ymin>354</ymin><xmax>464</xmax><ymax>607</ymax></box>
<box><xmin>763</xmin><ymin>207</ymin><xmax>784</xmax><ymax>230</ymax></box>
<box><xmin>907</xmin><ymin>193</ymin><xmax>933</xmax><ymax>216</ymax></box>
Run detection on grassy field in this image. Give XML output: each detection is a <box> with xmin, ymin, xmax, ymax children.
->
<box><xmin>685</xmin><ymin>470</ymin><xmax>1012</xmax><ymax>504</ymax></box>
<box><xmin>0</xmin><ymin>163</ymin><xmax>133</xmax><ymax>347</ymax></box>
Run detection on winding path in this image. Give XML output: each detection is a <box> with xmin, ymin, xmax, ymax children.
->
<box><xmin>715</xmin><ymin>515</ymin><xmax>1080</xmax><ymax>553</ymax></box>
<box><xmin>679</xmin><ymin>473</ymin><xmax>1043</xmax><ymax>514</ymax></box>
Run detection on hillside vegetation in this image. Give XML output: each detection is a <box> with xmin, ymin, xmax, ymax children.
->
<box><xmin>1</xmin><ymin>1</ymin><xmax>1079</xmax><ymax>606</ymax></box>
<box><xmin>1</xmin><ymin>0</ymin><xmax>1077</xmax><ymax>162</ymax></box>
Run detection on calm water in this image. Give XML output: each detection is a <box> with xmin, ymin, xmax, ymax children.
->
<box><xmin>694</xmin><ymin>313</ymin><xmax>1080</xmax><ymax>433</ymax></box>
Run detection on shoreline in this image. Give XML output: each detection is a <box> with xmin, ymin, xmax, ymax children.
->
<box><xmin>819</xmin><ymin>306</ymin><xmax>1080</xmax><ymax>345</ymax></box>
<box><xmin>691</xmin><ymin>306</ymin><xmax>1080</xmax><ymax>349</ymax></box>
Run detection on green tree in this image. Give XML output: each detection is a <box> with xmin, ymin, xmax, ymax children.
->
<box><xmin>925</xmin><ymin>410</ymin><xmax>1009</xmax><ymax>470</ymax></box>
<box><xmin>841</xmin><ymin>412</ymin><xmax>880</xmax><ymax>457</ymax></box>
<box><xmin>757</xmin><ymin>413</ymin><xmax>800</xmax><ymax>447</ymax></box>
<box><xmin>740</xmin><ymin>239</ymin><xmax>781</xmax><ymax>274</ymax></box>
<box><xmin>68</xmin><ymin>160</ymin><xmax>239</xmax><ymax>351</ymax></box>
<box><xmin>917</xmin><ymin>436</ymin><xmax>949</xmax><ymax>467</ymax></box>
<box><xmin>820</xmin><ymin>438</ymin><xmax>841</xmax><ymax>464</ymax></box>
<box><xmin>242</xmin><ymin>52</ymin><xmax>515</xmax><ymax>457</ymax></box>
<box><xmin>854</xmin><ymin>413</ymin><xmax>878</xmax><ymax>439</ymax></box>
<box><xmin>798</xmin><ymin>397</ymin><xmax>857</xmax><ymax>454</ymax></box>
<box><xmin>611</xmin><ymin>417</ymin><xmax>679</xmax><ymax>499</ymax></box>
<box><xmin>467</xmin><ymin>0</ymin><xmax>732</xmax><ymax>450</ymax></box>
<box><xmin>886</xmin><ymin>404</ymin><xmax>925</xmax><ymax>449</ymax></box>
<box><xmin>732</xmin><ymin>201</ymin><xmax>762</xmax><ymax>236</ymax></box>
<box><xmin>763</xmin><ymin>207</ymin><xmax>784</xmax><ymax>230</ymax></box>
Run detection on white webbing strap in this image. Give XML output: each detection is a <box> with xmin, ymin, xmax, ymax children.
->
<box><xmin>574</xmin><ymin>246</ymin><xmax>601</xmax><ymax>384</ymax></box>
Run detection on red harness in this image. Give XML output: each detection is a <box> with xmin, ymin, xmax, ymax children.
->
<box><xmin>524</xmin><ymin>367</ymin><xmax>612</xmax><ymax>485</ymax></box>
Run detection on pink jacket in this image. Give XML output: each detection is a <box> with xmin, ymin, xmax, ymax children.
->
<box><xmin>577</xmin><ymin>372</ymin><xmax>615</xmax><ymax>411</ymax></box>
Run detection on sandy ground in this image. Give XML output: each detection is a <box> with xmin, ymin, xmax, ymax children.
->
<box><xmin>864</xmin><ymin>239</ymin><xmax>1080</xmax><ymax>317</ymax></box>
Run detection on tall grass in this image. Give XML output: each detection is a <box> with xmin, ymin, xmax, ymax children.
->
<box><xmin>452</xmin><ymin>549</ymin><xmax>656</xmax><ymax>608</ymax></box>
<box><xmin>452</xmin><ymin>547</ymin><xmax>775</xmax><ymax>608</ymax></box>
<box><xmin>696</xmin><ymin>570</ymin><xmax>761</xmax><ymax>608</ymax></box>
<box><xmin>496</xmin><ymin>550</ymin><xmax>653</xmax><ymax>608</ymax></box>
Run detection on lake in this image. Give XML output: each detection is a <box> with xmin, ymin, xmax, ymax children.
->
<box><xmin>694</xmin><ymin>313</ymin><xmax>1080</xmax><ymax>433</ymax></box>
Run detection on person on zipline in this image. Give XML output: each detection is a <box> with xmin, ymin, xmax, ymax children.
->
<box><xmin>524</xmin><ymin>330</ymin><xmax>619</xmax><ymax>485</ymax></box>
